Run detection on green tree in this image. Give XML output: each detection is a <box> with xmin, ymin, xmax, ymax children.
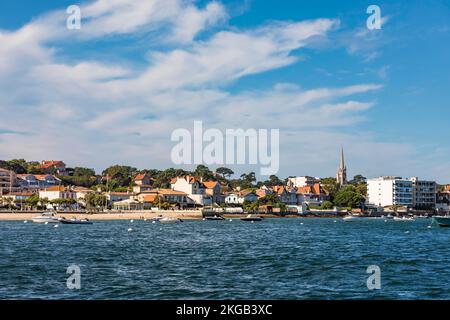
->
<box><xmin>216</xmin><ymin>167</ymin><xmax>234</xmax><ymax>179</ymax></box>
<box><xmin>73</xmin><ymin>167</ymin><xmax>96</xmax><ymax>177</ymax></box>
<box><xmin>334</xmin><ymin>185</ymin><xmax>366</xmax><ymax>208</ymax></box>
<box><xmin>102</xmin><ymin>165</ymin><xmax>137</xmax><ymax>188</ymax></box>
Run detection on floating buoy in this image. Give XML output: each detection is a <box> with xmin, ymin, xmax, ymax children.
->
<box><xmin>130</xmin><ymin>220</ymin><xmax>134</xmax><ymax>223</ymax></box>
<box><xmin>384</xmin><ymin>220</ymin><xmax>388</xmax><ymax>222</ymax></box>
<box><xmin>427</xmin><ymin>226</ymin><xmax>432</xmax><ymax>229</ymax></box>
<box><xmin>333</xmin><ymin>220</ymin><xmax>337</xmax><ymax>223</ymax></box>
<box><xmin>152</xmin><ymin>221</ymin><xmax>156</xmax><ymax>224</ymax></box>
<box><xmin>300</xmin><ymin>222</ymin><xmax>304</xmax><ymax>225</ymax></box>
<box><xmin>44</xmin><ymin>222</ymin><xmax>48</xmax><ymax>225</ymax></box>
<box><xmin>54</xmin><ymin>224</ymin><xmax>59</xmax><ymax>228</ymax></box>
<box><xmin>23</xmin><ymin>220</ymin><xmax>28</xmax><ymax>223</ymax></box>
<box><xmin>229</xmin><ymin>219</ymin><xmax>232</xmax><ymax>222</ymax></box>
<box><xmin>127</xmin><ymin>228</ymin><xmax>133</xmax><ymax>232</ymax></box>
<box><xmin>405</xmin><ymin>231</ymin><xmax>410</xmax><ymax>234</ymax></box>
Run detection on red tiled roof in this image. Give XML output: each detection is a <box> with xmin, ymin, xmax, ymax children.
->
<box><xmin>41</xmin><ymin>160</ymin><xmax>65</xmax><ymax>169</ymax></box>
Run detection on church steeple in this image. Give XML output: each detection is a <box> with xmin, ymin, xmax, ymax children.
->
<box><xmin>337</xmin><ymin>146</ymin><xmax>347</xmax><ymax>187</ymax></box>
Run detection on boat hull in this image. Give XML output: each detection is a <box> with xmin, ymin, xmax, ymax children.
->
<box><xmin>60</xmin><ymin>220</ymin><xmax>93</xmax><ymax>225</ymax></box>
<box><xmin>433</xmin><ymin>216</ymin><xmax>450</xmax><ymax>227</ymax></box>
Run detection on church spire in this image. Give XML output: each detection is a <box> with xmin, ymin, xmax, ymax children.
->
<box><xmin>339</xmin><ymin>145</ymin><xmax>345</xmax><ymax>170</ymax></box>
<box><xmin>337</xmin><ymin>146</ymin><xmax>347</xmax><ymax>187</ymax></box>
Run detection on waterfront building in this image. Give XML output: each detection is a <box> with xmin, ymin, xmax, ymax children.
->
<box><xmin>367</xmin><ymin>177</ymin><xmax>414</xmax><ymax>208</ymax></box>
<box><xmin>272</xmin><ymin>186</ymin><xmax>298</xmax><ymax>205</ymax></box>
<box><xmin>171</xmin><ymin>175</ymin><xmax>212</xmax><ymax>206</ymax></box>
<box><xmin>106</xmin><ymin>191</ymin><xmax>133</xmax><ymax>205</ymax></box>
<box><xmin>296</xmin><ymin>183</ymin><xmax>330</xmax><ymax>206</ymax></box>
<box><xmin>336</xmin><ymin>147</ymin><xmax>347</xmax><ymax>187</ymax></box>
<box><xmin>410</xmin><ymin>177</ymin><xmax>436</xmax><ymax>210</ymax></box>
<box><xmin>203</xmin><ymin>181</ymin><xmax>224</xmax><ymax>204</ymax></box>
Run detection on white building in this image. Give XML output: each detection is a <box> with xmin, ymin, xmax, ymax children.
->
<box><xmin>287</xmin><ymin>176</ymin><xmax>320</xmax><ymax>188</ymax></box>
<box><xmin>225</xmin><ymin>191</ymin><xmax>258</xmax><ymax>204</ymax></box>
<box><xmin>171</xmin><ymin>175</ymin><xmax>212</xmax><ymax>206</ymax></box>
<box><xmin>367</xmin><ymin>177</ymin><xmax>414</xmax><ymax>208</ymax></box>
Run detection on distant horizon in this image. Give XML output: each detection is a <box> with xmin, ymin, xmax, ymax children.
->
<box><xmin>1</xmin><ymin>156</ymin><xmax>447</xmax><ymax>185</ymax></box>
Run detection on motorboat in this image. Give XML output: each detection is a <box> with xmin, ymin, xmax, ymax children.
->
<box><xmin>240</xmin><ymin>214</ymin><xmax>262</xmax><ymax>222</ymax></box>
<box><xmin>150</xmin><ymin>215</ymin><xmax>164</xmax><ymax>222</ymax></box>
<box><xmin>205</xmin><ymin>215</ymin><xmax>225</xmax><ymax>221</ymax></box>
<box><xmin>342</xmin><ymin>215</ymin><xmax>363</xmax><ymax>222</ymax></box>
<box><xmin>59</xmin><ymin>217</ymin><xmax>93</xmax><ymax>225</ymax></box>
<box><xmin>31</xmin><ymin>212</ymin><xmax>60</xmax><ymax>223</ymax></box>
<box><xmin>159</xmin><ymin>217</ymin><xmax>183</xmax><ymax>224</ymax></box>
<box><xmin>393</xmin><ymin>216</ymin><xmax>415</xmax><ymax>221</ymax></box>
<box><xmin>433</xmin><ymin>216</ymin><xmax>450</xmax><ymax>227</ymax></box>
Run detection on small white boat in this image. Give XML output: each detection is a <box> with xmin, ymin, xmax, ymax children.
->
<box><xmin>150</xmin><ymin>215</ymin><xmax>164</xmax><ymax>222</ymax></box>
<box><xmin>342</xmin><ymin>215</ymin><xmax>363</xmax><ymax>222</ymax></box>
<box><xmin>393</xmin><ymin>216</ymin><xmax>415</xmax><ymax>222</ymax></box>
<box><xmin>159</xmin><ymin>217</ymin><xmax>183</xmax><ymax>224</ymax></box>
<box><xmin>240</xmin><ymin>214</ymin><xmax>263</xmax><ymax>222</ymax></box>
<box><xmin>32</xmin><ymin>212</ymin><xmax>60</xmax><ymax>224</ymax></box>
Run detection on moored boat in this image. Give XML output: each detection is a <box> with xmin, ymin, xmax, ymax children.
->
<box><xmin>159</xmin><ymin>217</ymin><xmax>183</xmax><ymax>224</ymax></box>
<box><xmin>59</xmin><ymin>218</ymin><xmax>93</xmax><ymax>225</ymax></box>
<box><xmin>240</xmin><ymin>214</ymin><xmax>262</xmax><ymax>222</ymax></box>
<box><xmin>205</xmin><ymin>215</ymin><xmax>225</xmax><ymax>221</ymax></box>
<box><xmin>342</xmin><ymin>215</ymin><xmax>363</xmax><ymax>222</ymax></box>
<box><xmin>433</xmin><ymin>216</ymin><xmax>450</xmax><ymax>227</ymax></box>
<box><xmin>31</xmin><ymin>212</ymin><xmax>60</xmax><ymax>223</ymax></box>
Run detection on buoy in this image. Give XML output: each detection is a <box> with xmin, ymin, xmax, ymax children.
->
<box><xmin>128</xmin><ymin>228</ymin><xmax>133</xmax><ymax>232</ymax></box>
<box><xmin>130</xmin><ymin>220</ymin><xmax>134</xmax><ymax>223</ymax></box>
<box><xmin>300</xmin><ymin>222</ymin><xmax>304</xmax><ymax>225</ymax></box>
<box><xmin>152</xmin><ymin>221</ymin><xmax>156</xmax><ymax>224</ymax></box>
<box><xmin>23</xmin><ymin>220</ymin><xmax>28</xmax><ymax>223</ymax></box>
<box><xmin>333</xmin><ymin>220</ymin><xmax>337</xmax><ymax>223</ymax></box>
<box><xmin>427</xmin><ymin>226</ymin><xmax>432</xmax><ymax>229</ymax></box>
<box><xmin>229</xmin><ymin>219</ymin><xmax>232</xmax><ymax>222</ymax></box>
<box><xmin>405</xmin><ymin>231</ymin><xmax>410</xmax><ymax>234</ymax></box>
<box><xmin>54</xmin><ymin>224</ymin><xmax>59</xmax><ymax>228</ymax></box>
<box><xmin>44</xmin><ymin>222</ymin><xmax>48</xmax><ymax>225</ymax></box>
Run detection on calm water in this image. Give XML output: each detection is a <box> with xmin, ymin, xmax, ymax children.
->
<box><xmin>1</xmin><ymin>218</ymin><xmax>449</xmax><ymax>299</ymax></box>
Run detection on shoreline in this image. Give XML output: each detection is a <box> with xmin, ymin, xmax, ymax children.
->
<box><xmin>0</xmin><ymin>211</ymin><xmax>342</xmax><ymax>221</ymax></box>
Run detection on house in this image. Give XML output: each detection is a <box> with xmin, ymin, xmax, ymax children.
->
<box><xmin>0</xmin><ymin>191</ymin><xmax>36</xmax><ymax>207</ymax></box>
<box><xmin>171</xmin><ymin>175</ymin><xmax>212</xmax><ymax>206</ymax></box>
<box><xmin>225</xmin><ymin>191</ymin><xmax>258</xmax><ymax>204</ymax></box>
<box><xmin>272</xmin><ymin>186</ymin><xmax>298</xmax><ymax>205</ymax></box>
<box><xmin>16</xmin><ymin>174</ymin><xmax>61</xmax><ymax>190</ymax></box>
<box><xmin>132</xmin><ymin>173</ymin><xmax>154</xmax><ymax>193</ymax></box>
<box><xmin>203</xmin><ymin>181</ymin><xmax>223</xmax><ymax>204</ymax></box>
<box><xmin>137</xmin><ymin>189</ymin><xmax>192</xmax><ymax>208</ymax></box>
<box><xmin>296</xmin><ymin>183</ymin><xmax>330</xmax><ymax>206</ymax></box>
<box><xmin>72</xmin><ymin>187</ymin><xmax>94</xmax><ymax>206</ymax></box>
<box><xmin>106</xmin><ymin>192</ymin><xmax>133</xmax><ymax>205</ymax></box>
<box><xmin>256</xmin><ymin>185</ymin><xmax>273</xmax><ymax>199</ymax></box>
<box><xmin>39</xmin><ymin>186</ymin><xmax>76</xmax><ymax>201</ymax></box>
<box><xmin>41</xmin><ymin>160</ymin><xmax>67</xmax><ymax>176</ymax></box>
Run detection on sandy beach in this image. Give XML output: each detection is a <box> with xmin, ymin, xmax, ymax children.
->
<box><xmin>0</xmin><ymin>210</ymin><xmax>204</xmax><ymax>221</ymax></box>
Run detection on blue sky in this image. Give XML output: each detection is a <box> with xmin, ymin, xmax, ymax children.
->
<box><xmin>0</xmin><ymin>0</ymin><xmax>449</xmax><ymax>182</ymax></box>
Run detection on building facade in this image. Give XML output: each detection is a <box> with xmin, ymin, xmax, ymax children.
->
<box><xmin>367</xmin><ymin>177</ymin><xmax>414</xmax><ymax>208</ymax></box>
<box><xmin>410</xmin><ymin>177</ymin><xmax>436</xmax><ymax>210</ymax></box>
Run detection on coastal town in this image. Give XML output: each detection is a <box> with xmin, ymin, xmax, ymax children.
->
<box><xmin>1</xmin><ymin>149</ymin><xmax>449</xmax><ymax>219</ymax></box>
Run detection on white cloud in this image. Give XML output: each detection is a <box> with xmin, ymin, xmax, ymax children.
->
<box><xmin>1</xmin><ymin>2</ymin><xmax>444</xmax><ymax>181</ymax></box>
